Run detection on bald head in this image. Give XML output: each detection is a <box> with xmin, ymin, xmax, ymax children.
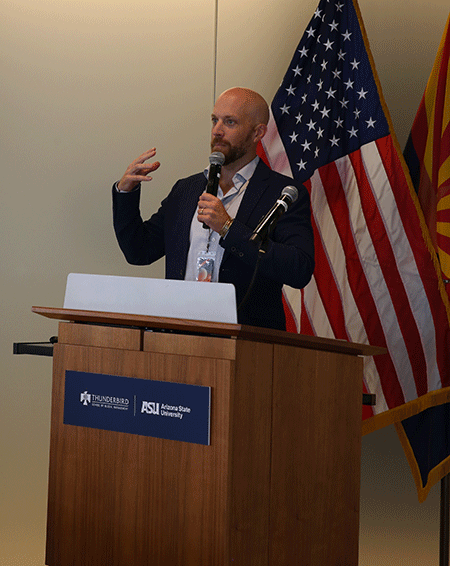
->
<box><xmin>216</xmin><ymin>87</ymin><xmax>270</xmax><ymax>127</ymax></box>
<box><xmin>210</xmin><ymin>87</ymin><xmax>269</xmax><ymax>168</ymax></box>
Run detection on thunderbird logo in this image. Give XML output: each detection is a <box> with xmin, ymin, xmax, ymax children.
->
<box><xmin>80</xmin><ymin>391</ymin><xmax>91</xmax><ymax>406</ymax></box>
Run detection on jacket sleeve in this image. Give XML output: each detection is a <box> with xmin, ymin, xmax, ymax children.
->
<box><xmin>112</xmin><ymin>183</ymin><xmax>167</xmax><ymax>266</ymax></box>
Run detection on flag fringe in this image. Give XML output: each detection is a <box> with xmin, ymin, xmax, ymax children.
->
<box><xmin>362</xmin><ymin>385</ymin><xmax>450</xmax><ymax>436</ymax></box>
<box><xmin>395</xmin><ymin>419</ymin><xmax>450</xmax><ymax>503</ymax></box>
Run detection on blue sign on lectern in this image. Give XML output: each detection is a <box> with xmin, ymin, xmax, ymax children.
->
<box><xmin>63</xmin><ymin>370</ymin><xmax>211</xmax><ymax>445</ymax></box>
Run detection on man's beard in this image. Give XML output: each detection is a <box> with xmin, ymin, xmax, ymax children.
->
<box><xmin>211</xmin><ymin>137</ymin><xmax>251</xmax><ymax>166</ymax></box>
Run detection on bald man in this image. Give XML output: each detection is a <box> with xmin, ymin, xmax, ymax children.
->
<box><xmin>113</xmin><ymin>88</ymin><xmax>314</xmax><ymax>330</ymax></box>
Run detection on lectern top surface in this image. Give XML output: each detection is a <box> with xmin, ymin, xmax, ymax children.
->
<box><xmin>32</xmin><ymin>306</ymin><xmax>386</xmax><ymax>357</ymax></box>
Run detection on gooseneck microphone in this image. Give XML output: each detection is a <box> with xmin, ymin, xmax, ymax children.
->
<box><xmin>239</xmin><ymin>185</ymin><xmax>299</xmax><ymax>313</ymax></box>
<box><xmin>250</xmin><ymin>186</ymin><xmax>298</xmax><ymax>244</ymax></box>
<box><xmin>203</xmin><ymin>151</ymin><xmax>225</xmax><ymax>228</ymax></box>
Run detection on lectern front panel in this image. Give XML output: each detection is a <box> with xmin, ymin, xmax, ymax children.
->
<box><xmin>46</xmin><ymin>323</ymin><xmax>274</xmax><ymax>565</ymax></box>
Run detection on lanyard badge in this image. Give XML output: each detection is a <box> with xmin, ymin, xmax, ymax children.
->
<box><xmin>196</xmin><ymin>250</ymin><xmax>216</xmax><ymax>282</ymax></box>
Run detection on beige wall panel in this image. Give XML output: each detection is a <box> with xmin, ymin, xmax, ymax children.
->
<box><xmin>1</xmin><ymin>1</ymin><xmax>213</xmax><ymax>564</ymax></box>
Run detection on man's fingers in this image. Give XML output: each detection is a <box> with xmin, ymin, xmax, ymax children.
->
<box><xmin>198</xmin><ymin>192</ymin><xmax>218</xmax><ymax>204</ymax></box>
<box><xmin>128</xmin><ymin>175</ymin><xmax>154</xmax><ymax>182</ymax></box>
<box><xmin>126</xmin><ymin>163</ymin><xmax>160</xmax><ymax>183</ymax></box>
<box><xmin>118</xmin><ymin>149</ymin><xmax>160</xmax><ymax>192</ymax></box>
<box><xmin>133</xmin><ymin>161</ymin><xmax>161</xmax><ymax>174</ymax></box>
<box><xmin>131</xmin><ymin>148</ymin><xmax>157</xmax><ymax>166</ymax></box>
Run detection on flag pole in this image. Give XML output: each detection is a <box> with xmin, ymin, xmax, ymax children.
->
<box><xmin>212</xmin><ymin>0</ymin><xmax>218</xmax><ymax>105</ymax></box>
<box><xmin>441</xmin><ymin>282</ymin><xmax>450</xmax><ymax>566</ymax></box>
<box><xmin>440</xmin><ymin>474</ymin><xmax>449</xmax><ymax>566</ymax></box>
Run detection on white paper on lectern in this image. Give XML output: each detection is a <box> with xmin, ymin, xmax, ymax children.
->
<box><xmin>63</xmin><ymin>273</ymin><xmax>238</xmax><ymax>324</ymax></box>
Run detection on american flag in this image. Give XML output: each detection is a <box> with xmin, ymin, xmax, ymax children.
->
<box><xmin>258</xmin><ymin>0</ymin><xmax>450</xmax><ymax>442</ymax></box>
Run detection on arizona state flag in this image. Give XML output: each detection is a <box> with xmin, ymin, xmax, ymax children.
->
<box><xmin>404</xmin><ymin>13</ymin><xmax>450</xmax><ymax>291</ymax></box>
<box><xmin>400</xmin><ymin>14</ymin><xmax>450</xmax><ymax>502</ymax></box>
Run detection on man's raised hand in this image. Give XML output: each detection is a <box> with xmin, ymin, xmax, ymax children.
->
<box><xmin>117</xmin><ymin>148</ymin><xmax>161</xmax><ymax>192</ymax></box>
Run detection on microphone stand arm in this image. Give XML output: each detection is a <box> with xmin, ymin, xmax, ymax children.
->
<box><xmin>237</xmin><ymin>219</ymin><xmax>278</xmax><ymax>314</ymax></box>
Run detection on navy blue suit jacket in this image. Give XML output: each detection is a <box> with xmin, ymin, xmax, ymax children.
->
<box><xmin>113</xmin><ymin>159</ymin><xmax>314</xmax><ymax>330</ymax></box>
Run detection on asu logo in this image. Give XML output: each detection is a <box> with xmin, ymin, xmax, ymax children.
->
<box><xmin>80</xmin><ymin>391</ymin><xmax>91</xmax><ymax>406</ymax></box>
<box><xmin>141</xmin><ymin>401</ymin><xmax>160</xmax><ymax>415</ymax></box>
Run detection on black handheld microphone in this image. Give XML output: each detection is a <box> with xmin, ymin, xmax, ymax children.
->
<box><xmin>206</xmin><ymin>151</ymin><xmax>225</xmax><ymax>195</ymax></box>
<box><xmin>203</xmin><ymin>151</ymin><xmax>225</xmax><ymax>228</ymax></box>
<box><xmin>250</xmin><ymin>186</ymin><xmax>298</xmax><ymax>244</ymax></box>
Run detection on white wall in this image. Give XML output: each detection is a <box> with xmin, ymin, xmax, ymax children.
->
<box><xmin>1</xmin><ymin>0</ymin><xmax>449</xmax><ymax>563</ymax></box>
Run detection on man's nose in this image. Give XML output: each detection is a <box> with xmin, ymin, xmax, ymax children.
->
<box><xmin>212</xmin><ymin>120</ymin><xmax>223</xmax><ymax>136</ymax></box>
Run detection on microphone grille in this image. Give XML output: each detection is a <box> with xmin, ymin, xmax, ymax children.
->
<box><xmin>281</xmin><ymin>185</ymin><xmax>298</xmax><ymax>203</ymax></box>
<box><xmin>209</xmin><ymin>151</ymin><xmax>225</xmax><ymax>165</ymax></box>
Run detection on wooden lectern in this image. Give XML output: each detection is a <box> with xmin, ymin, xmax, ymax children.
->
<box><xmin>33</xmin><ymin>306</ymin><xmax>383</xmax><ymax>566</ymax></box>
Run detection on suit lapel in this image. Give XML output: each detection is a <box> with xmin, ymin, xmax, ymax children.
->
<box><xmin>234</xmin><ymin>160</ymin><xmax>272</xmax><ymax>225</ymax></box>
<box><xmin>220</xmin><ymin>160</ymin><xmax>273</xmax><ymax>265</ymax></box>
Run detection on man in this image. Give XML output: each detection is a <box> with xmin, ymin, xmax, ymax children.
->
<box><xmin>113</xmin><ymin>87</ymin><xmax>314</xmax><ymax>330</ymax></box>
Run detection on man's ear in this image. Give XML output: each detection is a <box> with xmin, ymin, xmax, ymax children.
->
<box><xmin>254</xmin><ymin>123</ymin><xmax>268</xmax><ymax>143</ymax></box>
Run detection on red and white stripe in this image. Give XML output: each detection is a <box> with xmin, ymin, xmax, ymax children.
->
<box><xmin>261</xmin><ymin>111</ymin><xmax>450</xmax><ymax>421</ymax></box>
